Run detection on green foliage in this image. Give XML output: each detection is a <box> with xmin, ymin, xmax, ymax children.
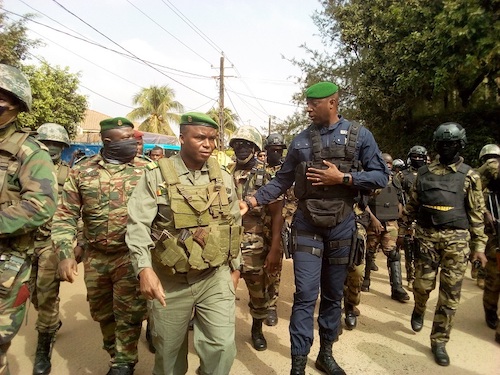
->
<box><xmin>127</xmin><ymin>85</ymin><xmax>184</xmax><ymax>136</ymax></box>
<box><xmin>0</xmin><ymin>5</ymin><xmax>40</xmax><ymax>66</ymax></box>
<box><xmin>17</xmin><ymin>64</ymin><xmax>87</xmax><ymax>139</ymax></box>
<box><xmin>271</xmin><ymin>110</ymin><xmax>310</xmax><ymax>146</ymax></box>
<box><xmin>292</xmin><ymin>0</ymin><xmax>499</xmax><ymax>158</ymax></box>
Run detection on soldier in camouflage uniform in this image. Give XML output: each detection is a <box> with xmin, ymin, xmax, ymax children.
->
<box><xmin>262</xmin><ymin>133</ymin><xmax>287</xmax><ymax>327</ymax></box>
<box><xmin>395</xmin><ymin>145</ymin><xmax>428</xmax><ymax>291</ymax></box>
<box><xmin>406</xmin><ymin>122</ymin><xmax>487</xmax><ymax>366</ymax></box>
<box><xmin>229</xmin><ymin>126</ymin><xmax>284</xmax><ymax>351</ymax></box>
<box><xmin>52</xmin><ymin>117</ymin><xmax>148</xmax><ymax>375</ymax></box>
<box><xmin>30</xmin><ymin>123</ymin><xmax>71</xmax><ymax>375</ymax></box>
<box><xmin>361</xmin><ymin>153</ymin><xmax>410</xmax><ymax>304</ymax></box>
<box><xmin>0</xmin><ymin>64</ymin><xmax>57</xmax><ymax>375</ymax></box>
<box><xmin>476</xmin><ymin>143</ymin><xmax>500</xmax><ymax>343</ymax></box>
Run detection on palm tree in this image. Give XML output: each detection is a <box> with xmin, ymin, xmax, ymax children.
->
<box><xmin>207</xmin><ymin>107</ymin><xmax>239</xmax><ymax>143</ymax></box>
<box><xmin>127</xmin><ymin>85</ymin><xmax>184</xmax><ymax>136</ymax></box>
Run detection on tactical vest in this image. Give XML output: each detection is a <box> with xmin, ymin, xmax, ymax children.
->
<box><xmin>35</xmin><ymin>162</ymin><xmax>70</xmax><ymax>241</ymax></box>
<box><xmin>368</xmin><ymin>179</ymin><xmax>400</xmax><ymax>222</ymax></box>
<box><xmin>416</xmin><ymin>163</ymin><xmax>470</xmax><ymax>229</ymax></box>
<box><xmin>401</xmin><ymin>168</ymin><xmax>417</xmax><ymax>194</ymax></box>
<box><xmin>152</xmin><ymin>157</ymin><xmax>242</xmax><ymax>274</ymax></box>
<box><xmin>0</xmin><ymin>130</ymin><xmax>36</xmax><ymax>253</ymax></box>
<box><xmin>294</xmin><ymin>122</ymin><xmax>362</xmax><ymax>227</ymax></box>
<box><xmin>238</xmin><ymin>165</ymin><xmax>269</xmax><ymax>234</ymax></box>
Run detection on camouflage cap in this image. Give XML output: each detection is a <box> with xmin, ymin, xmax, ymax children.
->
<box><xmin>36</xmin><ymin>123</ymin><xmax>70</xmax><ymax>146</ymax></box>
<box><xmin>180</xmin><ymin>112</ymin><xmax>218</xmax><ymax>129</ymax></box>
<box><xmin>0</xmin><ymin>64</ymin><xmax>32</xmax><ymax>112</ymax></box>
<box><xmin>479</xmin><ymin>144</ymin><xmax>500</xmax><ymax>160</ymax></box>
<box><xmin>305</xmin><ymin>82</ymin><xmax>339</xmax><ymax>99</ymax></box>
<box><xmin>99</xmin><ymin>117</ymin><xmax>134</xmax><ymax>133</ymax></box>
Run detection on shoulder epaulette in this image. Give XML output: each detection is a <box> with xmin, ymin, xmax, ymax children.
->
<box><xmin>146</xmin><ymin>161</ymin><xmax>159</xmax><ymax>170</ymax></box>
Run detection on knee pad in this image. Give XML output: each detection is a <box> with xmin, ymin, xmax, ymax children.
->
<box><xmin>387</xmin><ymin>250</ymin><xmax>401</xmax><ymax>262</ymax></box>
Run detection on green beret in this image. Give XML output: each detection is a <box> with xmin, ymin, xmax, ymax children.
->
<box><xmin>305</xmin><ymin>82</ymin><xmax>339</xmax><ymax>99</ymax></box>
<box><xmin>180</xmin><ymin>112</ymin><xmax>218</xmax><ymax>130</ymax></box>
<box><xmin>100</xmin><ymin>117</ymin><xmax>134</xmax><ymax>132</ymax></box>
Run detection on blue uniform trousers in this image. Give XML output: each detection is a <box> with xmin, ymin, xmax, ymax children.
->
<box><xmin>290</xmin><ymin>210</ymin><xmax>353</xmax><ymax>356</ymax></box>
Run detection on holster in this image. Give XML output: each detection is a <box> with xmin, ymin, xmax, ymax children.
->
<box><xmin>349</xmin><ymin>224</ymin><xmax>366</xmax><ymax>267</ymax></box>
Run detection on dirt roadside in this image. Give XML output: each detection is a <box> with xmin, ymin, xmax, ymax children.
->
<box><xmin>9</xmin><ymin>259</ymin><xmax>498</xmax><ymax>375</ymax></box>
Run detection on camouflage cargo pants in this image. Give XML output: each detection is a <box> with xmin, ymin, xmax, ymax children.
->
<box><xmin>30</xmin><ymin>239</ymin><xmax>61</xmax><ymax>332</ymax></box>
<box><xmin>241</xmin><ymin>232</ymin><xmax>274</xmax><ymax>319</ymax></box>
<box><xmin>344</xmin><ymin>263</ymin><xmax>365</xmax><ymax>307</ymax></box>
<box><xmin>483</xmin><ymin>234</ymin><xmax>500</xmax><ymax>337</ymax></box>
<box><xmin>413</xmin><ymin>228</ymin><xmax>470</xmax><ymax>344</ymax></box>
<box><xmin>83</xmin><ymin>249</ymin><xmax>147</xmax><ymax>365</ymax></box>
<box><xmin>0</xmin><ymin>255</ymin><xmax>31</xmax><ymax>375</ymax></box>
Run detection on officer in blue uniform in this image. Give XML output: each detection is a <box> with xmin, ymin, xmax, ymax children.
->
<box><xmin>243</xmin><ymin>82</ymin><xmax>388</xmax><ymax>375</ymax></box>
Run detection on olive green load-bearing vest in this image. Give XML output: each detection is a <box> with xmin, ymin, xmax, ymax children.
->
<box><xmin>152</xmin><ymin>157</ymin><xmax>242</xmax><ymax>274</ymax></box>
<box><xmin>416</xmin><ymin>163</ymin><xmax>470</xmax><ymax>230</ymax></box>
<box><xmin>294</xmin><ymin>122</ymin><xmax>362</xmax><ymax>228</ymax></box>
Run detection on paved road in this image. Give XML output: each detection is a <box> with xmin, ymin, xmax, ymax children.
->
<box><xmin>10</xmin><ymin>259</ymin><xmax>498</xmax><ymax>374</ymax></box>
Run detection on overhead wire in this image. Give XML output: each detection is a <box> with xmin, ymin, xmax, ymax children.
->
<box><xmin>50</xmin><ymin>0</ymin><xmax>214</xmax><ymax>100</ymax></box>
<box><xmin>2</xmin><ymin>8</ymin><xmax>212</xmax><ymax>79</ymax></box>
<box><xmin>27</xmin><ymin>52</ymin><xmax>134</xmax><ymax>109</ymax></box>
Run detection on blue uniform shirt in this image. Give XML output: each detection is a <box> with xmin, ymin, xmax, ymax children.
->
<box><xmin>254</xmin><ymin>116</ymin><xmax>389</xmax><ymax>206</ymax></box>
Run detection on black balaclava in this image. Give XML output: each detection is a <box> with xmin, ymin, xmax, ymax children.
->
<box><xmin>436</xmin><ymin>141</ymin><xmax>461</xmax><ymax>165</ymax></box>
<box><xmin>102</xmin><ymin>138</ymin><xmax>137</xmax><ymax>164</ymax></box>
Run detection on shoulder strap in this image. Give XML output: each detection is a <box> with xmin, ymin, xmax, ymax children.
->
<box><xmin>345</xmin><ymin>122</ymin><xmax>361</xmax><ymax>162</ymax></box>
<box><xmin>57</xmin><ymin>164</ymin><xmax>70</xmax><ymax>187</ymax></box>
<box><xmin>157</xmin><ymin>158</ymin><xmax>180</xmax><ymax>186</ymax></box>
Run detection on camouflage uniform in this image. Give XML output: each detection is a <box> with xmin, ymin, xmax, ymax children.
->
<box><xmin>51</xmin><ymin>153</ymin><xmax>148</xmax><ymax>367</ymax></box>
<box><xmin>263</xmin><ymin>163</ymin><xmax>285</xmax><ymax>317</ymax></box>
<box><xmin>406</xmin><ymin>156</ymin><xmax>487</xmax><ymax>345</ymax></box>
<box><xmin>0</xmin><ymin>64</ymin><xmax>57</xmax><ymax>375</ymax></box>
<box><xmin>30</xmin><ymin>161</ymin><xmax>69</xmax><ymax>330</ymax></box>
<box><xmin>234</xmin><ymin>165</ymin><xmax>282</xmax><ymax>320</ymax></box>
<box><xmin>396</xmin><ymin>166</ymin><xmax>419</xmax><ymax>286</ymax></box>
<box><xmin>477</xmin><ymin>156</ymin><xmax>500</xmax><ymax>340</ymax></box>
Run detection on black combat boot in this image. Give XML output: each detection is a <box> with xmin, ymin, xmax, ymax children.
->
<box><xmin>344</xmin><ymin>303</ymin><xmax>357</xmax><ymax>330</ymax></box>
<box><xmin>411</xmin><ymin>309</ymin><xmax>424</xmax><ymax>332</ymax></box>
<box><xmin>290</xmin><ymin>355</ymin><xmax>307</xmax><ymax>375</ymax></box>
<box><xmin>264</xmin><ymin>308</ymin><xmax>278</xmax><ymax>327</ymax></box>
<box><xmin>431</xmin><ymin>343</ymin><xmax>450</xmax><ymax>366</ymax></box>
<box><xmin>315</xmin><ymin>338</ymin><xmax>346</xmax><ymax>375</ymax></box>
<box><xmin>106</xmin><ymin>364</ymin><xmax>135</xmax><ymax>375</ymax></box>
<box><xmin>33</xmin><ymin>332</ymin><xmax>56</xmax><ymax>375</ymax></box>
<box><xmin>388</xmin><ymin>251</ymin><xmax>410</xmax><ymax>302</ymax></box>
<box><xmin>251</xmin><ymin>318</ymin><xmax>267</xmax><ymax>351</ymax></box>
<box><xmin>485</xmin><ymin>308</ymin><xmax>499</xmax><ymax>329</ymax></box>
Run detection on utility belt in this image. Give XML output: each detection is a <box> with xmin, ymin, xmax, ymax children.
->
<box><xmin>0</xmin><ymin>251</ymin><xmax>30</xmax><ymax>298</ymax></box>
<box><xmin>152</xmin><ymin>224</ymin><xmax>242</xmax><ymax>274</ymax></box>
<box><xmin>289</xmin><ymin>229</ymin><xmax>351</xmax><ymax>265</ymax></box>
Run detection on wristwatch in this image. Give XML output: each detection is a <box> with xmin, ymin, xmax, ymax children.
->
<box><xmin>342</xmin><ymin>174</ymin><xmax>350</xmax><ymax>185</ymax></box>
<box><xmin>244</xmin><ymin>196</ymin><xmax>254</xmax><ymax>211</ymax></box>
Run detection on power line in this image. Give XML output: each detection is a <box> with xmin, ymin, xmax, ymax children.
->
<box><xmin>50</xmin><ymin>0</ymin><xmax>214</xmax><ymax>100</ymax></box>
<box><xmin>126</xmin><ymin>0</ymin><xmax>212</xmax><ymax>66</ymax></box>
<box><xmin>3</xmin><ymin>8</ymin><xmax>212</xmax><ymax>79</ymax></box>
<box><xmin>27</xmin><ymin>53</ymin><xmax>134</xmax><ymax>109</ymax></box>
<box><xmin>225</xmin><ymin>88</ymin><xmax>299</xmax><ymax>107</ymax></box>
<box><xmin>160</xmin><ymin>0</ymin><xmax>222</xmax><ymax>54</ymax></box>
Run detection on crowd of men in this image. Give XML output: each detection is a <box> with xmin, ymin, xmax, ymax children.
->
<box><xmin>0</xmin><ymin>63</ymin><xmax>498</xmax><ymax>375</ymax></box>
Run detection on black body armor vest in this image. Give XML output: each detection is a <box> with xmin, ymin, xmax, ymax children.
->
<box><xmin>416</xmin><ymin>163</ymin><xmax>470</xmax><ymax>229</ymax></box>
<box><xmin>368</xmin><ymin>179</ymin><xmax>400</xmax><ymax>222</ymax></box>
<box><xmin>294</xmin><ymin>122</ymin><xmax>362</xmax><ymax>227</ymax></box>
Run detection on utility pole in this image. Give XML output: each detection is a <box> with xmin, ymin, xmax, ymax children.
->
<box><xmin>268</xmin><ymin>116</ymin><xmax>272</xmax><ymax>136</ymax></box>
<box><xmin>218</xmin><ymin>55</ymin><xmax>225</xmax><ymax>151</ymax></box>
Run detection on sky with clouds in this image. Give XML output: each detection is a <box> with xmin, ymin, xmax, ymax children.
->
<box><xmin>3</xmin><ymin>0</ymin><xmax>326</xmax><ymax>135</ymax></box>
